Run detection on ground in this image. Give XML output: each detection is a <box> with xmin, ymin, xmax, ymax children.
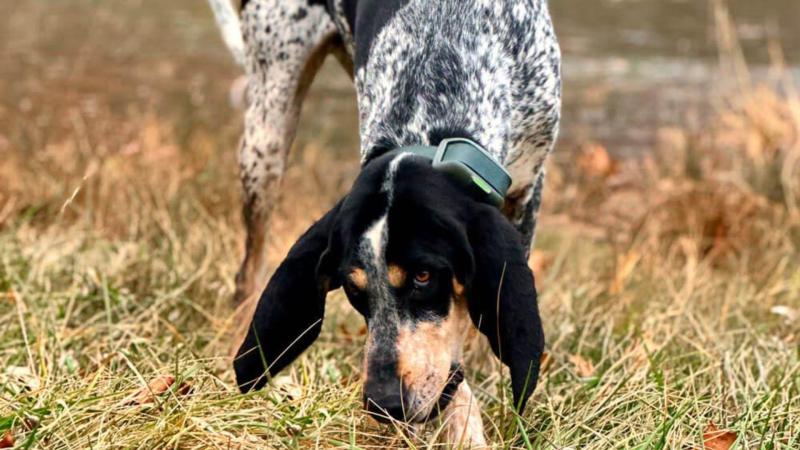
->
<box><xmin>0</xmin><ymin>1</ymin><xmax>799</xmax><ymax>449</ymax></box>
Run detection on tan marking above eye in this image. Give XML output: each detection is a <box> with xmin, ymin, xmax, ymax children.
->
<box><xmin>387</xmin><ymin>264</ymin><xmax>407</xmax><ymax>288</ymax></box>
<box><xmin>349</xmin><ymin>268</ymin><xmax>368</xmax><ymax>290</ymax></box>
<box><xmin>452</xmin><ymin>278</ymin><xmax>465</xmax><ymax>298</ymax></box>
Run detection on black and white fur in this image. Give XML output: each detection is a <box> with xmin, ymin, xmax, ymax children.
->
<box><xmin>209</xmin><ymin>0</ymin><xmax>560</xmax><ymax>445</ymax></box>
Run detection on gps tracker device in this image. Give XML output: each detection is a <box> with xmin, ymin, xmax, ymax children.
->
<box><xmin>401</xmin><ymin>138</ymin><xmax>512</xmax><ymax>207</ymax></box>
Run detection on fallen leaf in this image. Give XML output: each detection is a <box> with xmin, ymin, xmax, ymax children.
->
<box><xmin>22</xmin><ymin>414</ymin><xmax>39</xmax><ymax>431</ymax></box>
<box><xmin>273</xmin><ymin>375</ymin><xmax>302</xmax><ymax>400</ymax></box>
<box><xmin>530</xmin><ymin>250</ymin><xmax>552</xmax><ymax>275</ymax></box>
<box><xmin>131</xmin><ymin>375</ymin><xmax>175</xmax><ymax>405</ymax></box>
<box><xmin>770</xmin><ymin>306</ymin><xmax>798</xmax><ymax>324</ymax></box>
<box><xmin>625</xmin><ymin>338</ymin><xmax>650</xmax><ymax>371</ymax></box>
<box><xmin>703</xmin><ymin>422</ymin><xmax>737</xmax><ymax>450</ymax></box>
<box><xmin>539</xmin><ymin>352</ymin><xmax>553</xmax><ymax>374</ymax></box>
<box><xmin>578</xmin><ymin>144</ymin><xmax>618</xmax><ymax>179</ymax></box>
<box><xmin>2</xmin><ymin>290</ymin><xmax>15</xmax><ymax>304</ymax></box>
<box><xmin>339</xmin><ymin>323</ymin><xmax>367</xmax><ymax>343</ymax></box>
<box><xmin>176</xmin><ymin>381</ymin><xmax>194</xmax><ymax>397</ymax></box>
<box><xmin>568</xmin><ymin>354</ymin><xmax>595</xmax><ymax>377</ymax></box>
<box><xmin>6</xmin><ymin>366</ymin><xmax>40</xmax><ymax>390</ymax></box>
<box><xmin>610</xmin><ymin>250</ymin><xmax>640</xmax><ymax>295</ymax></box>
<box><xmin>0</xmin><ymin>431</ymin><xmax>14</xmax><ymax>449</ymax></box>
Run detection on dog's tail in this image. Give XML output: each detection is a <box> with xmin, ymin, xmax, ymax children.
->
<box><xmin>207</xmin><ymin>0</ymin><xmax>246</xmax><ymax>67</ymax></box>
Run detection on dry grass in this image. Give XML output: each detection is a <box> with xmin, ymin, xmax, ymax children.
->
<box><xmin>1</xmin><ymin>1</ymin><xmax>800</xmax><ymax>449</ymax></box>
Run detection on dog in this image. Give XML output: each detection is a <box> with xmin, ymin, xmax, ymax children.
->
<box><xmin>208</xmin><ymin>0</ymin><xmax>561</xmax><ymax>445</ymax></box>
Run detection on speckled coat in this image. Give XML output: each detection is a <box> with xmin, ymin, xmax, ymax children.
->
<box><xmin>213</xmin><ymin>0</ymin><xmax>559</xmax><ymax>445</ymax></box>
<box><xmin>229</xmin><ymin>0</ymin><xmax>560</xmax><ymax>304</ymax></box>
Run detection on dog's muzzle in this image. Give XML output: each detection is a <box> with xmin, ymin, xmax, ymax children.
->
<box><xmin>425</xmin><ymin>364</ymin><xmax>465</xmax><ymax>421</ymax></box>
<box><xmin>363</xmin><ymin>364</ymin><xmax>465</xmax><ymax>423</ymax></box>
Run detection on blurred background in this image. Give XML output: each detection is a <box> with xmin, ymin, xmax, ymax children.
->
<box><xmin>2</xmin><ymin>0</ymin><xmax>799</xmax><ymax>238</ymax></box>
<box><xmin>1</xmin><ymin>0</ymin><xmax>798</xmax><ymax>448</ymax></box>
<box><xmin>3</xmin><ymin>0</ymin><xmax>800</xmax><ymax>159</ymax></box>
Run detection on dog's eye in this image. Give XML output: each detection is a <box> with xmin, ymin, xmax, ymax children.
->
<box><xmin>413</xmin><ymin>271</ymin><xmax>431</xmax><ymax>288</ymax></box>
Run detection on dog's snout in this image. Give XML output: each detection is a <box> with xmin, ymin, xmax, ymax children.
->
<box><xmin>363</xmin><ymin>382</ymin><xmax>407</xmax><ymax>423</ymax></box>
<box><xmin>364</xmin><ymin>394</ymin><xmax>407</xmax><ymax>423</ymax></box>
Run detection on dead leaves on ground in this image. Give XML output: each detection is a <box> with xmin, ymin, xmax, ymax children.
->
<box><xmin>568</xmin><ymin>354</ymin><xmax>596</xmax><ymax>378</ymax></box>
<box><xmin>2</xmin><ymin>290</ymin><xmax>16</xmax><ymax>305</ymax></box>
<box><xmin>770</xmin><ymin>305</ymin><xmax>799</xmax><ymax>324</ymax></box>
<box><xmin>338</xmin><ymin>323</ymin><xmax>367</xmax><ymax>344</ymax></box>
<box><xmin>537</xmin><ymin>352</ymin><xmax>594</xmax><ymax>378</ymax></box>
<box><xmin>539</xmin><ymin>351</ymin><xmax>553</xmax><ymax>374</ymax></box>
<box><xmin>530</xmin><ymin>249</ymin><xmax>553</xmax><ymax>274</ymax></box>
<box><xmin>610</xmin><ymin>250</ymin><xmax>641</xmax><ymax>294</ymax></box>
<box><xmin>128</xmin><ymin>374</ymin><xmax>192</xmax><ymax>405</ymax></box>
<box><xmin>5</xmin><ymin>366</ymin><xmax>41</xmax><ymax>391</ymax></box>
<box><xmin>703</xmin><ymin>422</ymin><xmax>737</xmax><ymax>450</ymax></box>
<box><xmin>578</xmin><ymin>144</ymin><xmax>619</xmax><ymax>179</ymax></box>
<box><xmin>539</xmin><ymin>351</ymin><xmax>741</xmax><ymax>450</ymax></box>
<box><xmin>0</xmin><ymin>431</ymin><xmax>14</xmax><ymax>449</ymax></box>
<box><xmin>530</xmin><ymin>250</ymin><xmax>553</xmax><ymax>290</ymax></box>
<box><xmin>132</xmin><ymin>374</ymin><xmax>174</xmax><ymax>404</ymax></box>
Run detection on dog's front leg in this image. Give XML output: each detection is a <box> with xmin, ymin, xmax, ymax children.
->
<box><xmin>441</xmin><ymin>381</ymin><xmax>487</xmax><ymax>448</ymax></box>
<box><xmin>234</xmin><ymin>0</ymin><xmax>339</xmax><ymax>305</ymax></box>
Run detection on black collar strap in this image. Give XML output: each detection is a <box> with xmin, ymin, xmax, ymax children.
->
<box><xmin>400</xmin><ymin>138</ymin><xmax>512</xmax><ymax>207</ymax></box>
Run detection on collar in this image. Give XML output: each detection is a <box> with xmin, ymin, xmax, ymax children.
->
<box><xmin>399</xmin><ymin>138</ymin><xmax>512</xmax><ymax>207</ymax></box>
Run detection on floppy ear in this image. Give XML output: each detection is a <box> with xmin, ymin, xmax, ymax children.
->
<box><xmin>234</xmin><ymin>199</ymin><xmax>344</xmax><ymax>392</ymax></box>
<box><xmin>466</xmin><ymin>204</ymin><xmax>545</xmax><ymax>413</ymax></box>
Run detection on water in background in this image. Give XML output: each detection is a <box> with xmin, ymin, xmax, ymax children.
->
<box><xmin>0</xmin><ymin>0</ymin><xmax>798</xmax><ymax>159</ymax></box>
<box><xmin>552</xmin><ymin>0</ymin><xmax>800</xmax><ymax>155</ymax></box>
<box><xmin>553</xmin><ymin>0</ymin><xmax>799</xmax><ymax>63</ymax></box>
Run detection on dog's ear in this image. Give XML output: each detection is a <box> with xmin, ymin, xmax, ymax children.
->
<box><xmin>465</xmin><ymin>204</ymin><xmax>545</xmax><ymax>413</ymax></box>
<box><xmin>234</xmin><ymin>199</ymin><xmax>344</xmax><ymax>393</ymax></box>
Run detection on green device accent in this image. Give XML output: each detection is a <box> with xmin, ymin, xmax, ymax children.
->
<box><xmin>472</xmin><ymin>175</ymin><xmax>493</xmax><ymax>195</ymax></box>
<box><xmin>400</xmin><ymin>138</ymin><xmax>512</xmax><ymax>207</ymax></box>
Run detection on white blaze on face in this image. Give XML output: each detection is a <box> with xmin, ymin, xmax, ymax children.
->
<box><xmin>360</xmin><ymin>152</ymin><xmax>413</xmax><ymax>268</ymax></box>
<box><xmin>363</xmin><ymin>214</ymin><xmax>388</xmax><ymax>268</ymax></box>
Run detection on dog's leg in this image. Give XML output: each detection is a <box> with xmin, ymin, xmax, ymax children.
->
<box><xmin>235</xmin><ymin>0</ymin><xmax>338</xmax><ymax>304</ymax></box>
<box><xmin>441</xmin><ymin>382</ymin><xmax>487</xmax><ymax>448</ymax></box>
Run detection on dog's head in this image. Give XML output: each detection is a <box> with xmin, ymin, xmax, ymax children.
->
<box><xmin>234</xmin><ymin>151</ymin><xmax>544</xmax><ymax>422</ymax></box>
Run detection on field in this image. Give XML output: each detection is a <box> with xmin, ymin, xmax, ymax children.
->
<box><xmin>1</xmin><ymin>1</ymin><xmax>799</xmax><ymax>449</ymax></box>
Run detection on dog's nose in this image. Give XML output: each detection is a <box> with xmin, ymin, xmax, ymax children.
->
<box><xmin>364</xmin><ymin>393</ymin><xmax>407</xmax><ymax>423</ymax></box>
<box><xmin>363</xmin><ymin>378</ymin><xmax>408</xmax><ymax>423</ymax></box>
<box><xmin>363</xmin><ymin>352</ymin><xmax>410</xmax><ymax>422</ymax></box>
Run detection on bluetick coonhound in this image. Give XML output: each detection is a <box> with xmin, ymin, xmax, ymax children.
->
<box><xmin>209</xmin><ymin>0</ymin><xmax>560</xmax><ymax>444</ymax></box>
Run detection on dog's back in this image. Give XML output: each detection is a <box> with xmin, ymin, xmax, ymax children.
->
<box><xmin>332</xmin><ymin>0</ymin><xmax>561</xmax><ymax>186</ymax></box>
<box><xmin>209</xmin><ymin>0</ymin><xmax>560</xmax><ymax>302</ymax></box>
